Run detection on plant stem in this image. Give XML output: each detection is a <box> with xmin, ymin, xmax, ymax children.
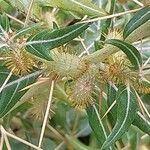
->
<box><xmin>6</xmin><ymin>13</ymin><xmax>24</xmax><ymax>25</ymax></box>
<box><xmin>1</xmin><ymin>126</ymin><xmax>11</xmax><ymax>150</ymax></box>
<box><xmin>0</xmin><ymin>131</ymin><xmax>4</xmax><ymax>150</ymax></box>
<box><xmin>47</xmin><ymin>124</ymin><xmax>64</xmax><ymax>141</ymax></box>
<box><xmin>24</xmin><ymin>0</ymin><xmax>34</xmax><ymax>27</ymax></box>
<box><xmin>1</xmin><ymin>126</ymin><xmax>42</xmax><ymax>150</ymax></box>
<box><xmin>38</xmin><ymin>80</ymin><xmax>55</xmax><ymax>148</ymax></box>
<box><xmin>132</xmin><ymin>0</ymin><xmax>144</xmax><ymax>7</ymax></box>
<box><xmin>79</xmin><ymin>8</ymin><xmax>141</xmax><ymax>23</ymax></box>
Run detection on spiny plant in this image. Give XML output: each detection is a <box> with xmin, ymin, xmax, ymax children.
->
<box><xmin>0</xmin><ymin>0</ymin><xmax>150</xmax><ymax>150</ymax></box>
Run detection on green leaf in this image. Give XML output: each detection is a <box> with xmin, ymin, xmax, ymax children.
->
<box><xmin>102</xmin><ymin>85</ymin><xmax>137</xmax><ymax>149</ymax></box>
<box><xmin>53</xmin><ymin>101</ymin><xmax>70</xmax><ymax>130</ymax></box>
<box><xmin>14</xmin><ymin>23</ymin><xmax>42</xmax><ymax>39</ymax></box>
<box><xmin>106</xmin><ymin>39</ymin><xmax>142</xmax><ymax>70</ymax></box>
<box><xmin>40</xmin><ymin>0</ymin><xmax>107</xmax><ymax>16</ymax></box>
<box><xmin>128</xmin><ymin>129</ymin><xmax>139</xmax><ymax>150</ymax></box>
<box><xmin>11</xmin><ymin>102</ymin><xmax>32</xmax><ymax>118</ymax></box>
<box><xmin>0</xmin><ymin>65</ymin><xmax>17</xmax><ymax>86</ymax></box>
<box><xmin>0</xmin><ymin>70</ymin><xmax>42</xmax><ymax>118</ymax></box>
<box><xmin>25</xmin><ymin>23</ymin><xmax>89</xmax><ymax>61</ymax></box>
<box><xmin>98</xmin><ymin>0</ymin><xmax>116</xmax><ymax>50</ymax></box>
<box><xmin>123</xmin><ymin>7</ymin><xmax>150</xmax><ymax>40</ymax></box>
<box><xmin>132</xmin><ymin>111</ymin><xmax>150</xmax><ymax>135</ymax></box>
<box><xmin>86</xmin><ymin>105</ymin><xmax>112</xmax><ymax>149</ymax></box>
<box><xmin>31</xmin><ymin>138</ymin><xmax>57</xmax><ymax>150</ymax></box>
<box><xmin>0</xmin><ymin>14</ymin><xmax>10</xmax><ymax>32</ymax></box>
<box><xmin>107</xmin><ymin>82</ymin><xmax>117</xmax><ymax>126</ymax></box>
<box><xmin>0</xmin><ymin>0</ymin><xmax>13</xmax><ymax>14</ymax></box>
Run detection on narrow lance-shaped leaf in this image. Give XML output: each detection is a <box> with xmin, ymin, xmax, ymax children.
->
<box><xmin>107</xmin><ymin>82</ymin><xmax>117</xmax><ymax>126</ymax></box>
<box><xmin>40</xmin><ymin>0</ymin><xmax>107</xmax><ymax>16</ymax></box>
<box><xmin>0</xmin><ymin>70</ymin><xmax>42</xmax><ymax>118</ymax></box>
<box><xmin>123</xmin><ymin>7</ymin><xmax>150</xmax><ymax>40</ymax></box>
<box><xmin>102</xmin><ymin>85</ymin><xmax>137</xmax><ymax>149</ymax></box>
<box><xmin>0</xmin><ymin>14</ymin><xmax>10</xmax><ymax>32</ymax></box>
<box><xmin>106</xmin><ymin>39</ymin><xmax>142</xmax><ymax>70</ymax></box>
<box><xmin>132</xmin><ymin>111</ymin><xmax>150</xmax><ymax>135</ymax></box>
<box><xmin>102</xmin><ymin>0</ymin><xmax>116</xmax><ymax>30</ymax></box>
<box><xmin>0</xmin><ymin>0</ymin><xmax>13</xmax><ymax>13</ymax></box>
<box><xmin>13</xmin><ymin>23</ymin><xmax>42</xmax><ymax>39</ymax></box>
<box><xmin>0</xmin><ymin>65</ymin><xmax>18</xmax><ymax>86</ymax></box>
<box><xmin>97</xmin><ymin>0</ymin><xmax>116</xmax><ymax>50</ymax></box>
<box><xmin>25</xmin><ymin>23</ymin><xmax>89</xmax><ymax>61</ymax></box>
<box><xmin>86</xmin><ymin>105</ymin><xmax>113</xmax><ymax>149</ymax></box>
